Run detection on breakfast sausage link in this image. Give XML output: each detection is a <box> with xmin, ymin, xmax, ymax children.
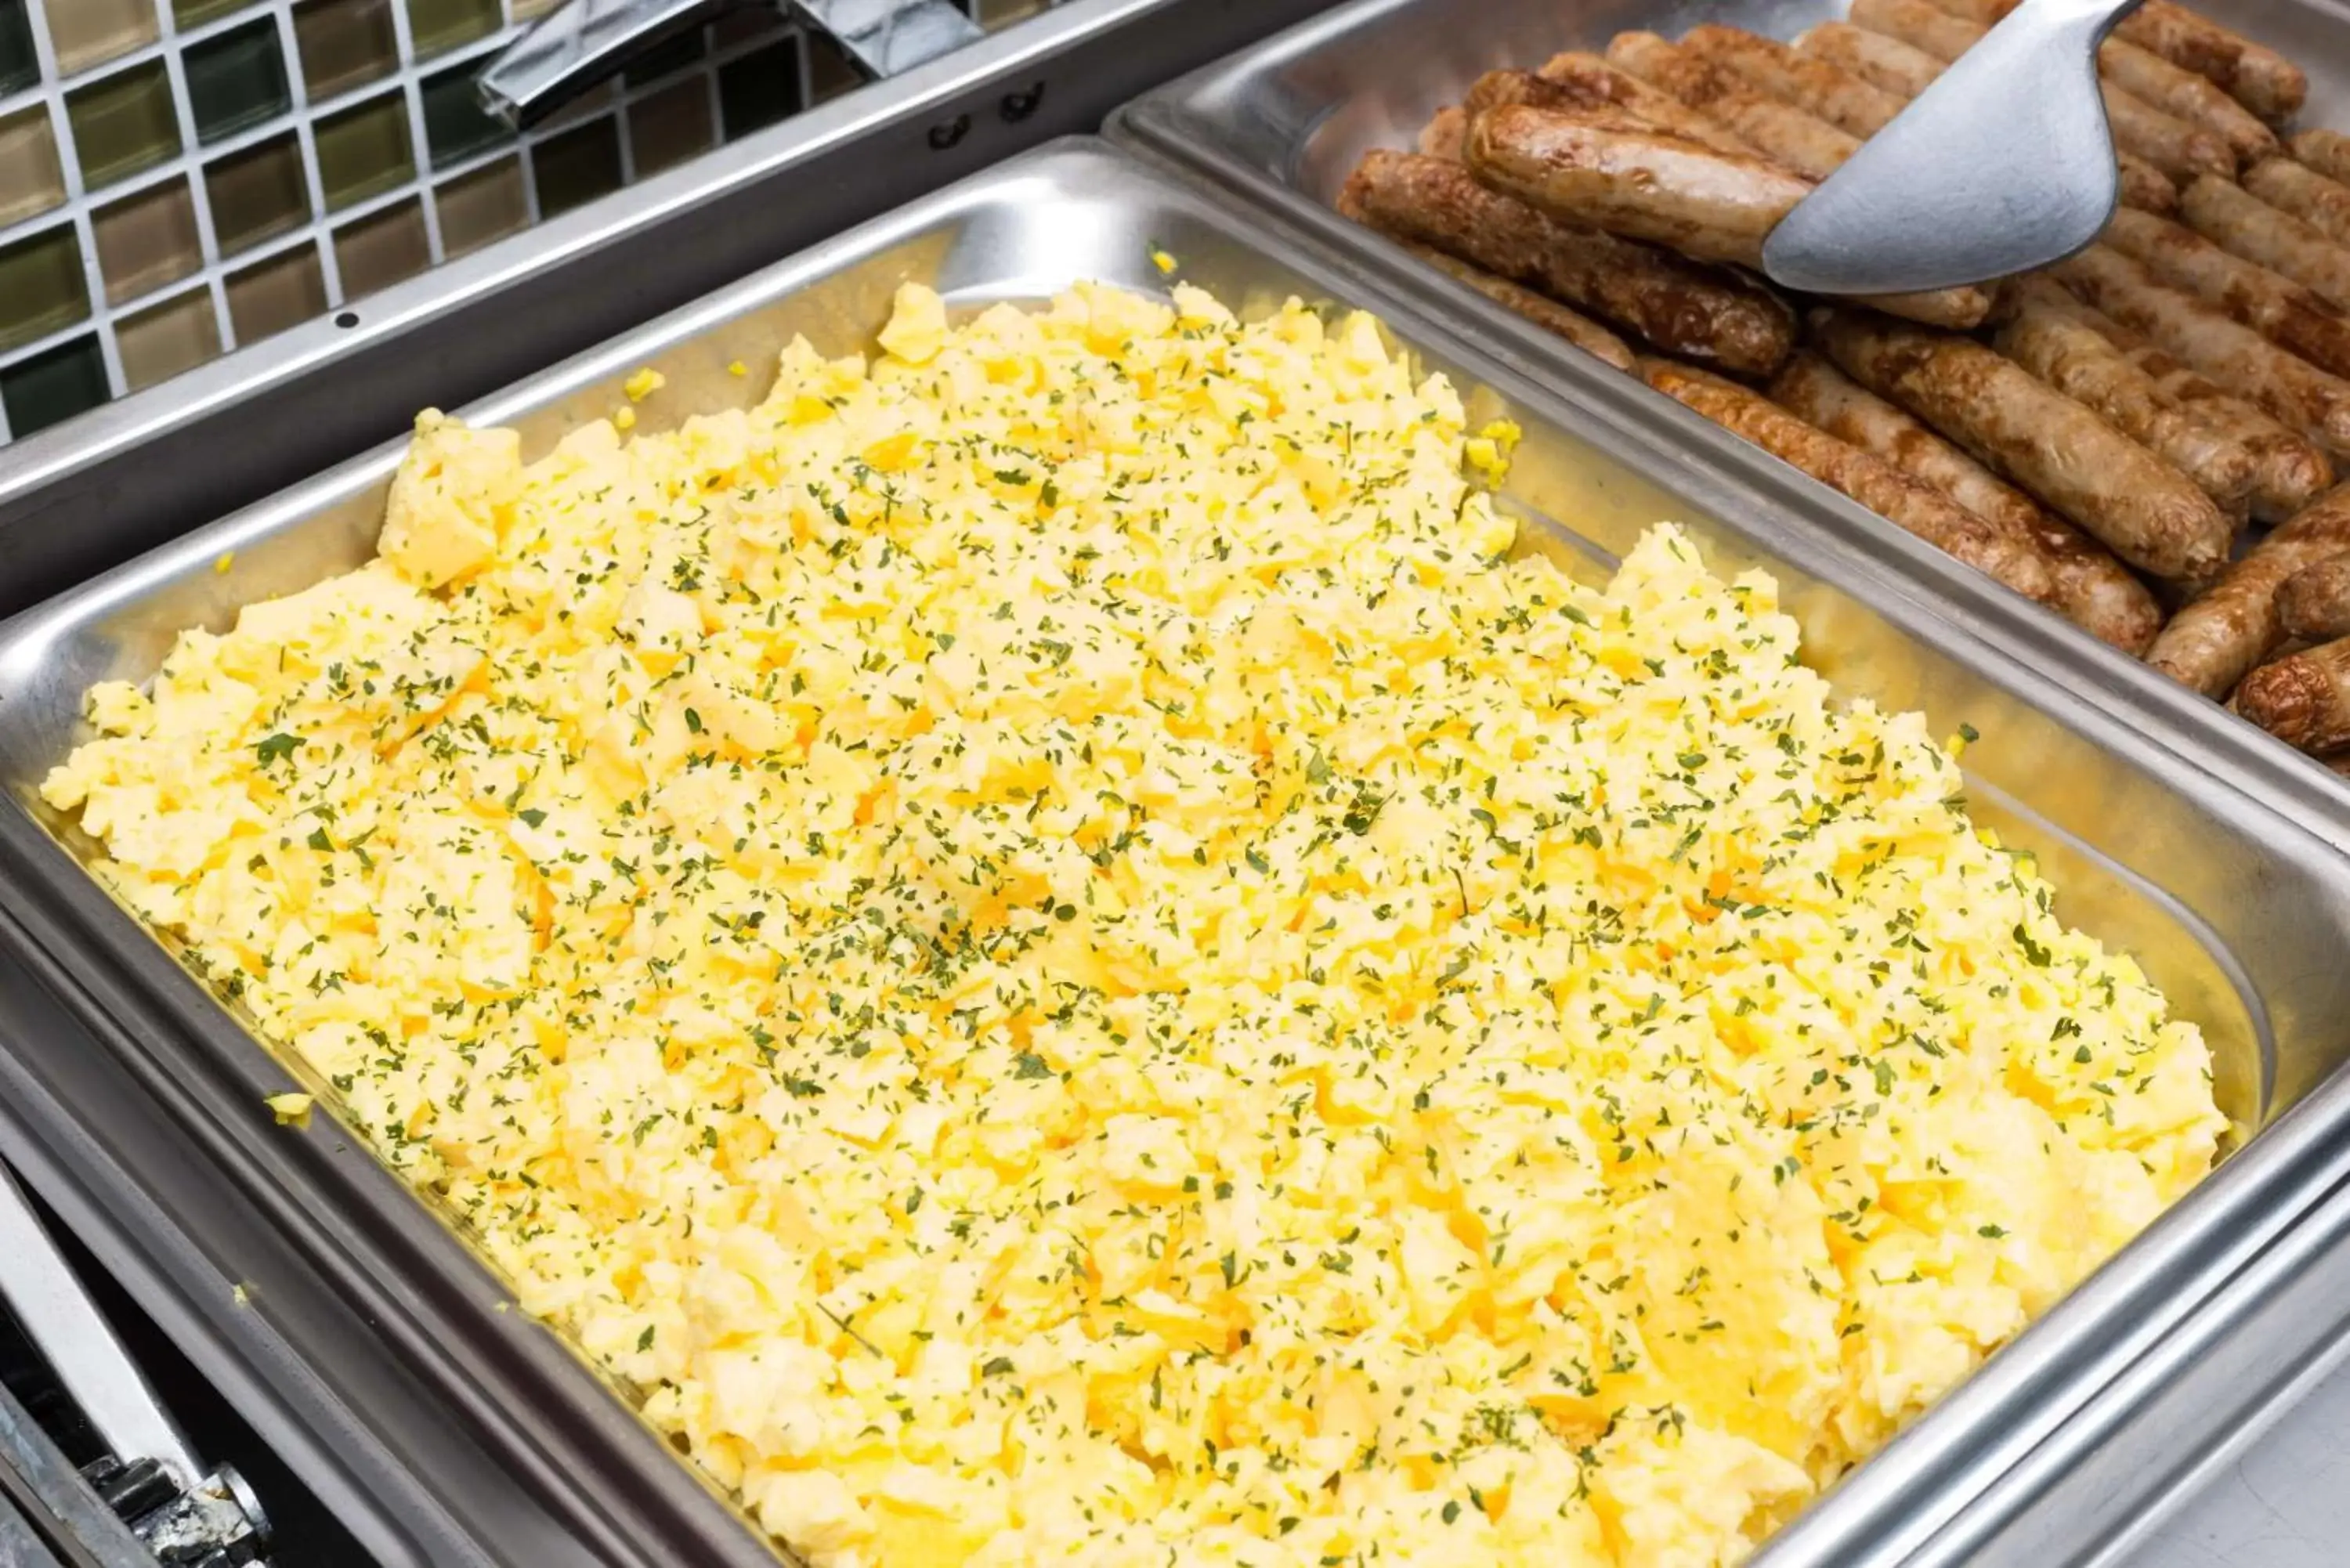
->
<box><xmin>2291</xmin><ymin>130</ymin><xmax>2350</xmax><ymax>187</ymax></box>
<box><xmin>1400</xmin><ymin>240</ymin><xmax>1637</xmax><ymax>371</ymax></box>
<box><xmin>1462</xmin><ymin>101</ymin><xmax>1807</xmax><ymax>266</ymax></box>
<box><xmin>1603</xmin><ymin>31</ymin><xmax>1860</xmax><ymax>182</ymax></box>
<box><xmin>2049</xmin><ymin>244</ymin><xmax>2350</xmax><ymax>458</ymax></box>
<box><xmin>2019</xmin><ymin>278</ymin><xmax>2334</xmax><ymax>522</ymax></box>
<box><xmin>2244</xmin><ymin>158</ymin><xmax>2350</xmax><ymax>249</ymax></box>
<box><xmin>1814</xmin><ymin>306</ymin><xmax>2234</xmax><ymax>581</ymax></box>
<box><xmin>2100</xmin><ymin>206</ymin><xmax>2350</xmax><ymax>382</ymax></box>
<box><xmin>1677</xmin><ymin>23</ymin><xmax>1906</xmax><ymax>136</ymax></box>
<box><xmin>2113</xmin><ymin>0</ymin><xmax>2308</xmax><ymax>125</ymax></box>
<box><xmin>2098</xmin><ymin>36</ymin><xmax>2276</xmax><ymax>163</ymax></box>
<box><xmin>2146</xmin><ymin>483</ymin><xmax>2350</xmax><ymax>695</ymax></box>
<box><xmin>2277</xmin><ymin>554</ymin><xmax>2350</xmax><ymax>642</ymax></box>
<box><xmin>1792</xmin><ymin>23</ymin><xmax>2177</xmax><ymax>214</ymax></box>
<box><xmin>1337</xmin><ymin>150</ymin><xmax>1797</xmax><ymax>377</ymax></box>
<box><xmin>1533</xmin><ymin>51</ymin><xmax>1763</xmax><ymax>156</ymax></box>
<box><xmin>1994</xmin><ymin>291</ymin><xmax>2256</xmax><ymax>515</ymax></box>
<box><xmin>2238</xmin><ymin>638</ymin><xmax>2350</xmax><ymax>752</ymax></box>
<box><xmin>2180</xmin><ymin>175</ymin><xmax>2350</xmax><ymax>313</ymax></box>
<box><xmin>1849</xmin><ymin>0</ymin><xmax>2233</xmax><ymax>180</ymax></box>
<box><xmin>1643</xmin><ymin>357</ymin><xmax>2054</xmax><ymax>599</ymax></box>
<box><xmin>1770</xmin><ymin>351</ymin><xmax>2160</xmax><ymax>650</ymax></box>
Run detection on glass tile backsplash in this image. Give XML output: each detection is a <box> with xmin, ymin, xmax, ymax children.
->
<box><xmin>0</xmin><ymin>0</ymin><xmax>1056</xmax><ymax>448</ymax></box>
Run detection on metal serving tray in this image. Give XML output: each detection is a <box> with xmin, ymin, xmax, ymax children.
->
<box><xmin>3</xmin><ymin>136</ymin><xmax>2350</xmax><ymax>1568</ymax></box>
<box><xmin>1110</xmin><ymin>0</ymin><xmax>2350</xmax><ymax>864</ymax></box>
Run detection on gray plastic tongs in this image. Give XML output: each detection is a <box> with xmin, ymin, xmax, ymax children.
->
<box><xmin>479</xmin><ymin>0</ymin><xmax>984</xmax><ymax>128</ymax></box>
<box><xmin>1762</xmin><ymin>0</ymin><xmax>2146</xmax><ymax>294</ymax></box>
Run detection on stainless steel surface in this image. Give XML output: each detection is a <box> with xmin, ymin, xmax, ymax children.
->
<box><xmin>5</xmin><ymin>130</ymin><xmax>2350</xmax><ymax>1568</ymax></box>
<box><xmin>0</xmin><ymin>0</ymin><xmax>1340</xmax><ymax>629</ymax></box>
<box><xmin>0</xmin><ymin>1163</ymin><xmax>200</xmax><ymax>1490</ymax></box>
<box><xmin>479</xmin><ymin>0</ymin><xmax>736</xmax><ymax>128</ymax></box>
<box><xmin>1761</xmin><ymin>0</ymin><xmax>2135</xmax><ymax>292</ymax></box>
<box><xmin>479</xmin><ymin>0</ymin><xmax>982</xmax><ymax>128</ymax></box>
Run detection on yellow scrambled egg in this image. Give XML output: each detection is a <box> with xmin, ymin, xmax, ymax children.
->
<box><xmin>45</xmin><ymin>281</ymin><xmax>2224</xmax><ymax>1567</ymax></box>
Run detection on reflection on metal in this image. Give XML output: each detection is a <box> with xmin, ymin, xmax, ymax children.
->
<box><xmin>0</xmin><ymin>1164</ymin><xmax>269</xmax><ymax>1564</ymax></box>
<box><xmin>480</xmin><ymin>0</ymin><xmax>985</xmax><ymax>127</ymax></box>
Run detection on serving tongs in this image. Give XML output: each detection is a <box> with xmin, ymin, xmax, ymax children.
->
<box><xmin>1763</xmin><ymin>0</ymin><xmax>2146</xmax><ymax>294</ymax></box>
<box><xmin>478</xmin><ymin>0</ymin><xmax>985</xmax><ymax>128</ymax></box>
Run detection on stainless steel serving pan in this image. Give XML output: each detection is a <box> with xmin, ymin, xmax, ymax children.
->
<box><xmin>4</xmin><ymin>136</ymin><xmax>2350</xmax><ymax>1568</ymax></box>
<box><xmin>1109</xmin><ymin>0</ymin><xmax>2350</xmax><ymax>865</ymax></box>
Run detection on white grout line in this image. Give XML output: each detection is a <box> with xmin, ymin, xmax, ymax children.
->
<box><xmin>274</xmin><ymin>2</ymin><xmax>341</xmax><ymax>308</ymax></box>
<box><xmin>146</xmin><ymin>0</ymin><xmax>237</xmax><ymax>370</ymax></box>
<box><xmin>16</xmin><ymin>0</ymin><xmax>125</xmax><ymax>417</ymax></box>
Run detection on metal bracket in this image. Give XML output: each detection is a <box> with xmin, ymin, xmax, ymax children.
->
<box><xmin>479</xmin><ymin>0</ymin><xmax>985</xmax><ymax>128</ymax></box>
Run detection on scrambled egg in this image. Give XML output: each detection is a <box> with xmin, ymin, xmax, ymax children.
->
<box><xmin>45</xmin><ymin>281</ymin><xmax>2224</xmax><ymax>1567</ymax></box>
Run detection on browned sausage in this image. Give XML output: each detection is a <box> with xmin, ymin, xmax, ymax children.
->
<box><xmin>2244</xmin><ymin>159</ymin><xmax>2350</xmax><ymax>250</ymax></box>
<box><xmin>1847</xmin><ymin>0</ymin><xmax>1987</xmax><ymax>62</ymax></box>
<box><xmin>2099</xmin><ymin>37</ymin><xmax>2276</xmax><ymax>163</ymax></box>
<box><xmin>2277</xmin><ymin>554</ymin><xmax>2350</xmax><ymax>642</ymax></box>
<box><xmin>1462</xmin><ymin>102</ymin><xmax>1807</xmax><ymax>266</ymax></box>
<box><xmin>1994</xmin><ymin>291</ymin><xmax>2256</xmax><ymax>515</ymax></box>
<box><xmin>1792</xmin><ymin>24</ymin><xmax>2178</xmax><ymax>215</ymax></box>
<box><xmin>1918</xmin><ymin>0</ymin><xmax>2266</xmax><ymax>164</ymax></box>
<box><xmin>2290</xmin><ymin>130</ymin><xmax>2350</xmax><ymax>186</ymax></box>
<box><xmin>2146</xmin><ymin>485</ymin><xmax>2350</xmax><ymax>694</ymax></box>
<box><xmin>2048</xmin><ymin>244</ymin><xmax>2350</xmax><ymax>458</ymax></box>
<box><xmin>1400</xmin><ymin>240</ymin><xmax>1637</xmax><ymax>370</ymax></box>
<box><xmin>1677</xmin><ymin>23</ymin><xmax>1906</xmax><ymax>136</ymax></box>
<box><xmin>2180</xmin><ymin>176</ymin><xmax>2350</xmax><ymax>313</ymax></box>
<box><xmin>1770</xmin><ymin>352</ymin><xmax>2160</xmax><ymax>650</ymax></box>
<box><xmin>2238</xmin><ymin>638</ymin><xmax>2350</xmax><ymax>752</ymax></box>
<box><xmin>1419</xmin><ymin>106</ymin><xmax>1467</xmax><ymax>161</ymax></box>
<box><xmin>1796</xmin><ymin>20</ymin><xmax>1944</xmax><ymax>94</ymax></box>
<box><xmin>1849</xmin><ymin>0</ymin><xmax>2233</xmax><ymax>181</ymax></box>
<box><xmin>2017</xmin><ymin>278</ymin><xmax>2333</xmax><ymax>522</ymax></box>
<box><xmin>1533</xmin><ymin>51</ymin><xmax>1765</xmax><ymax>157</ymax></box>
<box><xmin>1602</xmin><ymin>31</ymin><xmax>1860</xmax><ymax>183</ymax></box>
<box><xmin>1814</xmin><ymin>306</ymin><xmax>2234</xmax><ymax>580</ymax></box>
<box><xmin>2099</xmin><ymin>207</ymin><xmax>2350</xmax><ymax>381</ymax></box>
<box><xmin>2113</xmin><ymin>0</ymin><xmax>2308</xmax><ymax>126</ymax></box>
<box><xmin>1337</xmin><ymin>150</ymin><xmax>1797</xmax><ymax>377</ymax></box>
<box><xmin>1643</xmin><ymin>357</ymin><xmax>2054</xmax><ymax>598</ymax></box>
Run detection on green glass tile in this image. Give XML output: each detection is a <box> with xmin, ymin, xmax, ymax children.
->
<box><xmin>0</xmin><ymin>2</ymin><xmax>36</xmax><ymax>99</ymax></box>
<box><xmin>117</xmin><ymin>288</ymin><xmax>221</xmax><ymax>392</ymax></box>
<box><xmin>419</xmin><ymin>57</ymin><xmax>508</xmax><ymax>170</ymax></box>
<box><xmin>0</xmin><ymin>224</ymin><xmax>89</xmax><ymax>353</ymax></box>
<box><xmin>204</xmin><ymin>132</ymin><xmax>308</xmax><ymax>255</ymax></box>
<box><xmin>718</xmin><ymin>40</ymin><xmax>803</xmax><ymax>140</ymax></box>
<box><xmin>225</xmin><ymin>241</ymin><xmax>326</xmax><ymax>344</ymax></box>
<box><xmin>627</xmin><ymin>78</ymin><xmax>712</xmax><ymax>178</ymax></box>
<box><xmin>433</xmin><ymin>155</ymin><xmax>526</xmax><ymax>257</ymax></box>
<box><xmin>185</xmin><ymin>17</ymin><xmax>291</xmax><ymax>146</ymax></box>
<box><xmin>2</xmin><ymin>335</ymin><xmax>109</xmax><ymax>438</ymax></box>
<box><xmin>172</xmin><ymin>0</ymin><xmax>262</xmax><ymax>26</ymax></box>
<box><xmin>405</xmin><ymin>0</ymin><xmax>499</xmax><ymax>60</ymax></box>
<box><xmin>174</xmin><ymin>0</ymin><xmax>262</xmax><ymax>23</ymax></box>
<box><xmin>333</xmin><ymin>196</ymin><xmax>428</xmax><ymax>298</ymax></box>
<box><xmin>531</xmin><ymin>116</ymin><xmax>621</xmax><ymax>219</ymax></box>
<box><xmin>294</xmin><ymin>0</ymin><xmax>397</xmax><ymax>101</ymax></box>
<box><xmin>621</xmin><ymin>25</ymin><xmax>704</xmax><ymax>89</ymax></box>
<box><xmin>67</xmin><ymin>60</ymin><xmax>180</xmax><ymax>192</ymax></box>
<box><xmin>0</xmin><ymin>105</ymin><xmax>65</xmax><ymax>227</ymax></box>
<box><xmin>92</xmin><ymin>175</ymin><xmax>202</xmax><ymax>303</ymax></box>
<box><xmin>313</xmin><ymin>90</ymin><xmax>412</xmax><ymax>211</ymax></box>
<box><xmin>47</xmin><ymin>0</ymin><xmax>157</xmax><ymax>76</ymax></box>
